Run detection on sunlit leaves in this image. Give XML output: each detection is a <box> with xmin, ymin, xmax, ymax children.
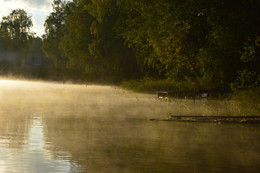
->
<box><xmin>0</xmin><ymin>9</ymin><xmax>33</xmax><ymax>41</ymax></box>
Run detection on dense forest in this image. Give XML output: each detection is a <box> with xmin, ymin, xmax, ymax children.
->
<box><xmin>0</xmin><ymin>0</ymin><xmax>259</xmax><ymax>91</ymax></box>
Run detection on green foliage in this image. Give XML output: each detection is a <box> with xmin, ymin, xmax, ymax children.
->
<box><xmin>121</xmin><ymin>80</ymin><xmax>173</xmax><ymax>93</ymax></box>
<box><xmin>233</xmin><ymin>70</ymin><xmax>260</xmax><ymax>89</ymax></box>
<box><xmin>40</xmin><ymin>0</ymin><xmax>259</xmax><ymax>88</ymax></box>
<box><xmin>0</xmin><ymin>9</ymin><xmax>33</xmax><ymax>41</ymax></box>
<box><xmin>116</xmin><ymin>0</ymin><xmax>260</xmax><ymax>89</ymax></box>
<box><xmin>42</xmin><ymin>0</ymin><xmax>140</xmax><ymax>81</ymax></box>
<box><xmin>121</xmin><ymin>79</ymin><xmax>200</xmax><ymax>93</ymax></box>
<box><xmin>0</xmin><ymin>9</ymin><xmax>34</xmax><ymax>71</ymax></box>
<box><xmin>241</xmin><ymin>43</ymin><xmax>256</xmax><ymax>63</ymax></box>
<box><xmin>58</xmin><ymin>0</ymin><xmax>94</xmax><ymax>73</ymax></box>
<box><xmin>231</xmin><ymin>88</ymin><xmax>260</xmax><ymax>116</ymax></box>
<box><xmin>42</xmin><ymin>0</ymin><xmax>68</xmax><ymax>70</ymax></box>
<box><xmin>0</xmin><ymin>9</ymin><xmax>52</xmax><ymax>79</ymax></box>
<box><xmin>0</xmin><ymin>9</ymin><xmax>34</xmax><ymax>55</ymax></box>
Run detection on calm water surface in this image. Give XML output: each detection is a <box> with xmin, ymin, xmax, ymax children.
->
<box><xmin>0</xmin><ymin>80</ymin><xmax>260</xmax><ymax>173</ymax></box>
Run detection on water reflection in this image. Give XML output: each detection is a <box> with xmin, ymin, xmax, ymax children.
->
<box><xmin>43</xmin><ymin>116</ymin><xmax>260</xmax><ymax>173</ymax></box>
<box><xmin>0</xmin><ymin>114</ymin><xmax>85</xmax><ymax>173</ymax></box>
<box><xmin>0</xmin><ymin>80</ymin><xmax>260</xmax><ymax>173</ymax></box>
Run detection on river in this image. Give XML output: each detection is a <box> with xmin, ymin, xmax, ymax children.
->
<box><xmin>0</xmin><ymin>79</ymin><xmax>260</xmax><ymax>173</ymax></box>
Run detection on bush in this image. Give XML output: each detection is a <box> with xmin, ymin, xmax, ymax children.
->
<box><xmin>231</xmin><ymin>88</ymin><xmax>260</xmax><ymax>116</ymax></box>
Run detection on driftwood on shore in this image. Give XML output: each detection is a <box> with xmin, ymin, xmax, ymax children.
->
<box><xmin>150</xmin><ymin>116</ymin><xmax>260</xmax><ymax>123</ymax></box>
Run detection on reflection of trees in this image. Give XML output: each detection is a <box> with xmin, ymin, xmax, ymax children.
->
<box><xmin>43</xmin><ymin>115</ymin><xmax>260</xmax><ymax>173</ymax></box>
<box><xmin>1</xmin><ymin>100</ymin><xmax>257</xmax><ymax>172</ymax></box>
<box><xmin>0</xmin><ymin>114</ymin><xmax>29</xmax><ymax>149</ymax></box>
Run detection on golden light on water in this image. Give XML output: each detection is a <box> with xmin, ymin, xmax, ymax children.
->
<box><xmin>0</xmin><ymin>79</ymin><xmax>29</xmax><ymax>85</ymax></box>
<box><xmin>0</xmin><ymin>115</ymin><xmax>74</xmax><ymax>173</ymax></box>
<box><xmin>0</xmin><ymin>79</ymin><xmax>18</xmax><ymax>83</ymax></box>
<box><xmin>0</xmin><ymin>78</ymin><xmax>259</xmax><ymax>172</ymax></box>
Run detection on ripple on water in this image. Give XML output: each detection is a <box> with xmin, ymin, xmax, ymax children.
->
<box><xmin>0</xmin><ymin>115</ymin><xmax>86</xmax><ymax>173</ymax></box>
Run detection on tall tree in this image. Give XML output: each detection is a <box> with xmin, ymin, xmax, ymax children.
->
<box><xmin>58</xmin><ymin>0</ymin><xmax>98</xmax><ymax>79</ymax></box>
<box><xmin>42</xmin><ymin>0</ymin><xmax>68</xmax><ymax>71</ymax></box>
<box><xmin>0</xmin><ymin>9</ymin><xmax>34</xmax><ymax>70</ymax></box>
<box><xmin>0</xmin><ymin>9</ymin><xmax>33</xmax><ymax>41</ymax></box>
<box><xmin>86</xmin><ymin>0</ymin><xmax>140</xmax><ymax>80</ymax></box>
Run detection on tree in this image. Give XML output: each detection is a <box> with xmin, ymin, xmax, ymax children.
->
<box><xmin>41</xmin><ymin>0</ymin><xmax>259</xmax><ymax>88</ymax></box>
<box><xmin>43</xmin><ymin>0</ymin><xmax>140</xmax><ymax>81</ymax></box>
<box><xmin>58</xmin><ymin>0</ymin><xmax>97</xmax><ymax>79</ymax></box>
<box><xmin>116</xmin><ymin>0</ymin><xmax>260</xmax><ymax>89</ymax></box>
<box><xmin>42</xmin><ymin>0</ymin><xmax>68</xmax><ymax>71</ymax></box>
<box><xmin>0</xmin><ymin>9</ymin><xmax>34</xmax><ymax>71</ymax></box>
<box><xmin>0</xmin><ymin>9</ymin><xmax>33</xmax><ymax>41</ymax></box>
<box><xmin>86</xmin><ymin>0</ymin><xmax>140</xmax><ymax>80</ymax></box>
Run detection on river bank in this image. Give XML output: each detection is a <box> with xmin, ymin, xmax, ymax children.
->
<box><xmin>1</xmin><ymin>76</ymin><xmax>259</xmax><ymax>116</ymax></box>
<box><xmin>121</xmin><ymin>79</ymin><xmax>260</xmax><ymax>116</ymax></box>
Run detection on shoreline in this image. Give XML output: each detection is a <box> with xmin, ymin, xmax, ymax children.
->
<box><xmin>150</xmin><ymin>115</ymin><xmax>260</xmax><ymax>123</ymax></box>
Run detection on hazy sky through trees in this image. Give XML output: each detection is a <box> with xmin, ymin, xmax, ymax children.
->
<box><xmin>0</xmin><ymin>0</ymin><xmax>71</xmax><ymax>36</ymax></box>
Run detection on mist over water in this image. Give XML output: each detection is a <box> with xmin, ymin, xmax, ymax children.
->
<box><xmin>0</xmin><ymin>79</ymin><xmax>260</xmax><ymax>172</ymax></box>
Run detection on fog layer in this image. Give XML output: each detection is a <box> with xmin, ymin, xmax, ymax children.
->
<box><xmin>0</xmin><ymin>79</ymin><xmax>260</xmax><ymax>173</ymax></box>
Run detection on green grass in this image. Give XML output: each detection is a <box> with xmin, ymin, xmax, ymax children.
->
<box><xmin>231</xmin><ymin>88</ymin><xmax>260</xmax><ymax>116</ymax></box>
<box><xmin>120</xmin><ymin>79</ymin><xmax>198</xmax><ymax>93</ymax></box>
<box><xmin>121</xmin><ymin>79</ymin><xmax>260</xmax><ymax>116</ymax></box>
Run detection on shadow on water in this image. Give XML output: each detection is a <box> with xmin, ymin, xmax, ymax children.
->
<box><xmin>0</xmin><ymin>79</ymin><xmax>260</xmax><ymax>172</ymax></box>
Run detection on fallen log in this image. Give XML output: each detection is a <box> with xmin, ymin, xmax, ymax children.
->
<box><xmin>150</xmin><ymin>115</ymin><xmax>260</xmax><ymax>123</ymax></box>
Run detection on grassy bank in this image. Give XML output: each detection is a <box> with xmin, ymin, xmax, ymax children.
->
<box><xmin>230</xmin><ymin>88</ymin><xmax>260</xmax><ymax>116</ymax></box>
<box><xmin>121</xmin><ymin>79</ymin><xmax>198</xmax><ymax>93</ymax></box>
<box><xmin>121</xmin><ymin>79</ymin><xmax>260</xmax><ymax>116</ymax></box>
